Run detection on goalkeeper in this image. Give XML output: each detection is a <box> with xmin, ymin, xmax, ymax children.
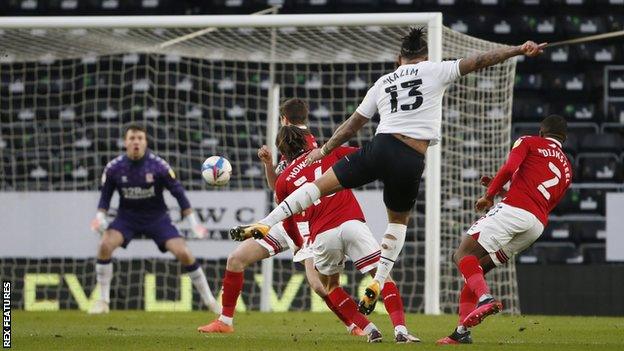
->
<box><xmin>89</xmin><ymin>124</ymin><xmax>219</xmax><ymax>314</ymax></box>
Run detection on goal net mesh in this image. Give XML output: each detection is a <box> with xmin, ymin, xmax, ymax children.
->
<box><xmin>0</xmin><ymin>21</ymin><xmax>517</xmax><ymax>314</ymax></box>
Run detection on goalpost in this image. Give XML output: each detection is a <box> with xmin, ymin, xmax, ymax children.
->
<box><xmin>0</xmin><ymin>13</ymin><xmax>517</xmax><ymax>314</ymax></box>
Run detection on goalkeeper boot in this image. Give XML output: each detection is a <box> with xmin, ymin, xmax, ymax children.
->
<box><xmin>197</xmin><ymin>319</ymin><xmax>234</xmax><ymax>334</ymax></box>
<box><xmin>436</xmin><ymin>330</ymin><xmax>473</xmax><ymax>345</ymax></box>
<box><xmin>461</xmin><ymin>296</ymin><xmax>502</xmax><ymax>328</ymax></box>
<box><xmin>88</xmin><ymin>300</ymin><xmax>110</xmax><ymax>315</ymax></box>
<box><xmin>367</xmin><ymin>329</ymin><xmax>383</xmax><ymax>343</ymax></box>
<box><xmin>358</xmin><ymin>280</ymin><xmax>381</xmax><ymax>315</ymax></box>
<box><xmin>395</xmin><ymin>332</ymin><xmax>421</xmax><ymax>343</ymax></box>
<box><xmin>229</xmin><ymin>223</ymin><xmax>270</xmax><ymax>241</ymax></box>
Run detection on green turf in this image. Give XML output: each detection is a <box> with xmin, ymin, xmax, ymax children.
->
<box><xmin>12</xmin><ymin>311</ymin><xmax>624</xmax><ymax>350</ymax></box>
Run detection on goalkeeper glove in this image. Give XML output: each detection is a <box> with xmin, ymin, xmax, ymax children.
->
<box><xmin>90</xmin><ymin>211</ymin><xmax>109</xmax><ymax>234</ymax></box>
<box><xmin>186</xmin><ymin>211</ymin><xmax>207</xmax><ymax>239</ymax></box>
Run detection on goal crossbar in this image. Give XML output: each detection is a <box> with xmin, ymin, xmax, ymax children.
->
<box><xmin>0</xmin><ymin>13</ymin><xmax>442</xmax><ymax>29</ymax></box>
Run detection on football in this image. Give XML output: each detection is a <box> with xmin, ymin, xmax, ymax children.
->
<box><xmin>201</xmin><ymin>156</ymin><xmax>232</xmax><ymax>186</ymax></box>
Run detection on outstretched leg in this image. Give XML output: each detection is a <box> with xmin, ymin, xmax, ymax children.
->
<box><xmin>198</xmin><ymin>239</ymin><xmax>270</xmax><ymax>333</ymax></box>
<box><xmin>231</xmin><ymin>169</ymin><xmax>343</xmax><ymax>241</ymax></box>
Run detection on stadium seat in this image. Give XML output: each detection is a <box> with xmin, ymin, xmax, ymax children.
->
<box><xmin>563</xmin><ymin>15</ymin><xmax>605</xmax><ymax>36</ymax></box>
<box><xmin>560</xmin><ymin>103</ymin><xmax>596</xmax><ymax>123</ymax></box>
<box><xmin>580</xmin><ymin>133</ymin><xmax>623</xmax><ymax>153</ymax></box>
<box><xmin>540</xmin><ymin>220</ymin><xmax>572</xmax><ymax>241</ymax></box>
<box><xmin>580</xmin><ymin>243</ymin><xmax>606</xmax><ymax>264</ymax></box>
<box><xmin>547</xmin><ymin>72</ymin><xmax>587</xmax><ymax>92</ymax></box>
<box><xmin>574</xmin><ymin>220</ymin><xmax>606</xmax><ymax>243</ymax></box>
<box><xmin>576</xmin><ymin>188</ymin><xmax>607</xmax><ymax>215</ymax></box>
<box><xmin>567</xmin><ymin>123</ymin><xmax>600</xmax><ymax>146</ymax></box>
<box><xmin>606</xmin><ymin>102</ymin><xmax>624</xmax><ymax>123</ymax></box>
<box><xmin>577</xmin><ymin>153</ymin><xmax>623</xmax><ymax>182</ymax></box>
<box><xmin>551</xmin><ymin>187</ymin><xmax>579</xmax><ymax>215</ymax></box>
<box><xmin>519</xmin><ymin>15</ymin><xmax>558</xmax><ymax>36</ymax></box>
<box><xmin>562</xmin><ymin>132</ymin><xmax>579</xmax><ymax>156</ymax></box>
<box><xmin>532</xmin><ymin>242</ymin><xmax>583</xmax><ymax>264</ymax></box>
<box><xmin>577</xmin><ymin>44</ymin><xmax>619</xmax><ymax>63</ymax></box>
<box><xmin>512</xmin><ymin>98</ymin><xmax>550</xmax><ymax>121</ymax></box>
<box><xmin>515</xmin><ymin>73</ymin><xmax>543</xmax><ymax>90</ymax></box>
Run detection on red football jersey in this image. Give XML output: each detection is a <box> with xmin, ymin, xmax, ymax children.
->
<box><xmin>486</xmin><ymin>136</ymin><xmax>572</xmax><ymax>226</ymax></box>
<box><xmin>274</xmin><ymin>146</ymin><xmax>365</xmax><ymax>242</ymax></box>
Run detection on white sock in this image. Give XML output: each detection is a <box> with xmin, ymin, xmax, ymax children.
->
<box><xmin>347</xmin><ymin>323</ymin><xmax>357</xmax><ymax>332</ymax></box>
<box><xmin>363</xmin><ymin>323</ymin><xmax>377</xmax><ymax>334</ymax></box>
<box><xmin>260</xmin><ymin>182</ymin><xmax>321</xmax><ymax>227</ymax></box>
<box><xmin>188</xmin><ymin>267</ymin><xmax>219</xmax><ymax>312</ymax></box>
<box><xmin>373</xmin><ymin>223</ymin><xmax>407</xmax><ymax>288</ymax></box>
<box><xmin>219</xmin><ymin>315</ymin><xmax>233</xmax><ymax>326</ymax></box>
<box><xmin>95</xmin><ymin>262</ymin><xmax>113</xmax><ymax>303</ymax></box>
<box><xmin>394</xmin><ymin>325</ymin><xmax>408</xmax><ymax>336</ymax></box>
<box><xmin>456</xmin><ymin>325</ymin><xmax>467</xmax><ymax>334</ymax></box>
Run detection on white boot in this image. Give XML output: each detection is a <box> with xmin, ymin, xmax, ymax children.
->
<box><xmin>88</xmin><ymin>300</ymin><xmax>110</xmax><ymax>314</ymax></box>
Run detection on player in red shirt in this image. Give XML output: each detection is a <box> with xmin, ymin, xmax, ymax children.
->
<box><xmin>198</xmin><ymin>99</ymin><xmax>363</xmax><ymax>336</ymax></box>
<box><xmin>235</xmin><ymin>126</ymin><xmax>421</xmax><ymax>343</ymax></box>
<box><xmin>437</xmin><ymin>115</ymin><xmax>571</xmax><ymax>345</ymax></box>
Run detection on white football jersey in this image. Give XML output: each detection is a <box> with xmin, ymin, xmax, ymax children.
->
<box><xmin>356</xmin><ymin>60</ymin><xmax>462</xmax><ymax>145</ymax></box>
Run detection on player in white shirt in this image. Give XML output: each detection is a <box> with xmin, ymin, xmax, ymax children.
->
<box><xmin>231</xmin><ymin>27</ymin><xmax>545</xmax><ymax>314</ymax></box>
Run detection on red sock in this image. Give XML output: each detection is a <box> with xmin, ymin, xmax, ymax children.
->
<box><xmin>458</xmin><ymin>283</ymin><xmax>478</xmax><ymax>325</ymax></box>
<box><xmin>381</xmin><ymin>282</ymin><xmax>405</xmax><ymax>328</ymax></box>
<box><xmin>221</xmin><ymin>270</ymin><xmax>243</xmax><ymax>318</ymax></box>
<box><xmin>323</xmin><ymin>295</ymin><xmax>352</xmax><ymax>327</ymax></box>
<box><xmin>458</xmin><ymin>256</ymin><xmax>490</xmax><ymax>298</ymax></box>
<box><xmin>327</xmin><ymin>288</ymin><xmax>372</xmax><ymax>331</ymax></box>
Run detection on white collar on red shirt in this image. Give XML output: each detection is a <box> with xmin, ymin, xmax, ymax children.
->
<box><xmin>545</xmin><ymin>137</ymin><xmax>562</xmax><ymax>148</ymax></box>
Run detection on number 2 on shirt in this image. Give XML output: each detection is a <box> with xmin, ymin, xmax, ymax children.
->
<box><xmin>537</xmin><ymin>162</ymin><xmax>562</xmax><ymax>200</ymax></box>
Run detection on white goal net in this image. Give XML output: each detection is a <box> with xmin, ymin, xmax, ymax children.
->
<box><xmin>0</xmin><ymin>14</ymin><xmax>517</xmax><ymax>314</ymax></box>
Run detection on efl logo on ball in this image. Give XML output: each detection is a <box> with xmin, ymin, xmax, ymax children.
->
<box><xmin>201</xmin><ymin>156</ymin><xmax>232</xmax><ymax>186</ymax></box>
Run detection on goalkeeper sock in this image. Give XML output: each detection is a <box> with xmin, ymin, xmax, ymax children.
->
<box><xmin>381</xmin><ymin>281</ymin><xmax>406</xmax><ymax>334</ymax></box>
<box><xmin>95</xmin><ymin>259</ymin><xmax>113</xmax><ymax>303</ymax></box>
<box><xmin>185</xmin><ymin>263</ymin><xmax>218</xmax><ymax>310</ymax></box>
<box><xmin>322</xmin><ymin>295</ymin><xmax>352</xmax><ymax>327</ymax></box>
<box><xmin>458</xmin><ymin>283</ymin><xmax>478</xmax><ymax>326</ymax></box>
<box><xmin>458</xmin><ymin>255</ymin><xmax>490</xmax><ymax>299</ymax></box>
<box><xmin>373</xmin><ymin>223</ymin><xmax>407</xmax><ymax>288</ymax></box>
<box><xmin>219</xmin><ymin>270</ymin><xmax>243</xmax><ymax>325</ymax></box>
<box><xmin>260</xmin><ymin>183</ymin><xmax>320</xmax><ymax>227</ymax></box>
<box><xmin>327</xmin><ymin>288</ymin><xmax>375</xmax><ymax>333</ymax></box>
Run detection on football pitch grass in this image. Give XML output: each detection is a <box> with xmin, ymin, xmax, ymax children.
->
<box><xmin>13</xmin><ymin>311</ymin><xmax>624</xmax><ymax>350</ymax></box>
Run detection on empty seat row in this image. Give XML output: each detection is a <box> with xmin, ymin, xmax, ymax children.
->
<box><xmin>518</xmin><ymin>242</ymin><xmax>607</xmax><ymax>264</ymax></box>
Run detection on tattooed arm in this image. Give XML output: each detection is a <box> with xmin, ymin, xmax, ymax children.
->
<box><xmin>459</xmin><ymin>40</ymin><xmax>546</xmax><ymax>76</ymax></box>
<box><xmin>305</xmin><ymin>112</ymin><xmax>369</xmax><ymax>164</ymax></box>
<box><xmin>322</xmin><ymin>112</ymin><xmax>369</xmax><ymax>154</ymax></box>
